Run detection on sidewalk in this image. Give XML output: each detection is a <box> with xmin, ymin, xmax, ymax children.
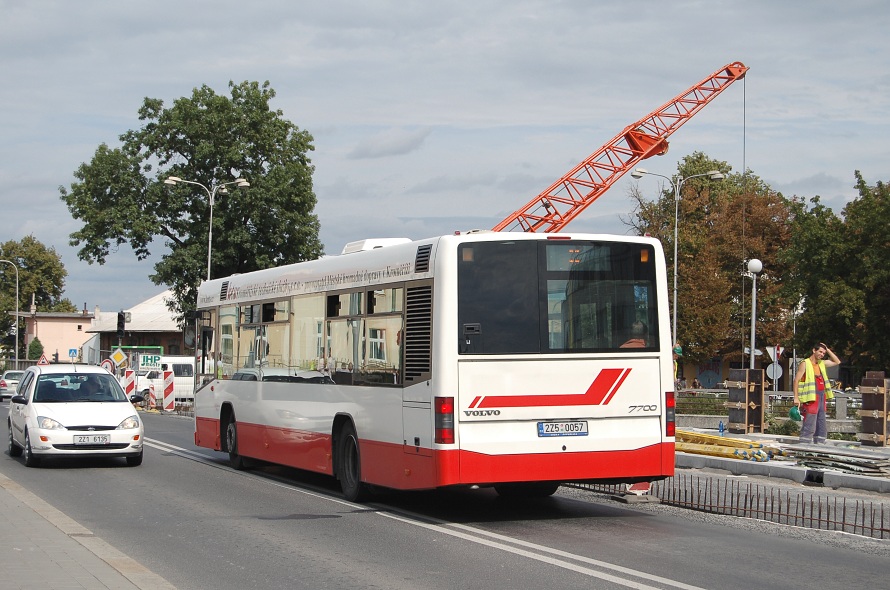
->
<box><xmin>0</xmin><ymin>473</ymin><xmax>175</xmax><ymax>590</ymax></box>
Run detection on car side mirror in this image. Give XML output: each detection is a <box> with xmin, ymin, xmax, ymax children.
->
<box><xmin>129</xmin><ymin>394</ymin><xmax>145</xmax><ymax>404</ymax></box>
<box><xmin>10</xmin><ymin>395</ymin><xmax>27</xmax><ymax>405</ymax></box>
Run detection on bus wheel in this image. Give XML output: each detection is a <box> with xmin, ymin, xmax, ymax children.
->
<box><xmin>225</xmin><ymin>417</ymin><xmax>247</xmax><ymax>471</ymax></box>
<box><xmin>494</xmin><ymin>482</ymin><xmax>560</xmax><ymax>498</ymax></box>
<box><xmin>337</xmin><ymin>422</ymin><xmax>369</xmax><ymax>502</ymax></box>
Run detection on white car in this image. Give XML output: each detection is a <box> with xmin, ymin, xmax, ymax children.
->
<box><xmin>0</xmin><ymin>370</ymin><xmax>24</xmax><ymax>399</ymax></box>
<box><xmin>8</xmin><ymin>364</ymin><xmax>144</xmax><ymax>467</ymax></box>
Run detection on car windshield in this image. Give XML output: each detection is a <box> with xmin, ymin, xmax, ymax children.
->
<box><xmin>34</xmin><ymin>374</ymin><xmax>129</xmax><ymax>403</ymax></box>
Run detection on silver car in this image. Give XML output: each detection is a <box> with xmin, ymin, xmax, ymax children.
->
<box><xmin>0</xmin><ymin>370</ymin><xmax>24</xmax><ymax>399</ymax></box>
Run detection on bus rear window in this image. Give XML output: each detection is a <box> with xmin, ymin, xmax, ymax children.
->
<box><xmin>457</xmin><ymin>240</ymin><xmax>659</xmax><ymax>354</ymax></box>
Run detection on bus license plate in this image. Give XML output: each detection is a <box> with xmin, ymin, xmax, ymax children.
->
<box><xmin>74</xmin><ymin>434</ymin><xmax>109</xmax><ymax>445</ymax></box>
<box><xmin>537</xmin><ymin>421</ymin><xmax>588</xmax><ymax>437</ymax></box>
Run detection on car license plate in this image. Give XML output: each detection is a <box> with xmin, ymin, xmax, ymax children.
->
<box><xmin>74</xmin><ymin>434</ymin><xmax>110</xmax><ymax>445</ymax></box>
<box><xmin>537</xmin><ymin>421</ymin><xmax>588</xmax><ymax>437</ymax></box>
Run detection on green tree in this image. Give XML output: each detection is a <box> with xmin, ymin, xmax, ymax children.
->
<box><xmin>783</xmin><ymin>171</ymin><xmax>890</xmax><ymax>374</ymax></box>
<box><xmin>27</xmin><ymin>336</ymin><xmax>44</xmax><ymax>361</ymax></box>
<box><xmin>627</xmin><ymin>152</ymin><xmax>795</xmax><ymax>365</ymax></box>
<box><xmin>1</xmin><ymin>236</ymin><xmax>77</xmax><ymax>361</ymax></box>
<box><xmin>60</xmin><ymin>81</ymin><xmax>323</xmax><ymax>320</ymax></box>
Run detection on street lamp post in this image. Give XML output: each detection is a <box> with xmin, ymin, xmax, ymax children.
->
<box><xmin>164</xmin><ymin>176</ymin><xmax>250</xmax><ymax>280</ymax></box>
<box><xmin>747</xmin><ymin>258</ymin><xmax>763</xmax><ymax>369</ymax></box>
<box><xmin>0</xmin><ymin>259</ymin><xmax>19</xmax><ymax>369</ymax></box>
<box><xmin>630</xmin><ymin>168</ymin><xmax>725</xmax><ymax>345</ymax></box>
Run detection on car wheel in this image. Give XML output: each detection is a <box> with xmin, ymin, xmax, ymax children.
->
<box><xmin>225</xmin><ymin>417</ymin><xmax>247</xmax><ymax>470</ymax></box>
<box><xmin>23</xmin><ymin>430</ymin><xmax>40</xmax><ymax>468</ymax></box>
<box><xmin>337</xmin><ymin>421</ymin><xmax>369</xmax><ymax>502</ymax></box>
<box><xmin>8</xmin><ymin>422</ymin><xmax>22</xmax><ymax>457</ymax></box>
<box><xmin>126</xmin><ymin>450</ymin><xmax>143</xmax><ymax>467</ymax></box>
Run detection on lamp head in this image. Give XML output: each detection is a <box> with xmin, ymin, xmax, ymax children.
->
<box><xmin>631</xmin><ymin>168</ymin><xmax>647</xmax><ymax>179</ymax></box>
<box><xmin>747</xmin><ymin>258</ymin><xmax>763</xmax><ymax>274</ymax></box>
<box><xmin>708</xmin><ymin>170</ymin><xmax>725</xmax><ymax>180</ymax></box>
<box><xmin>164</xmin><ymin>176</ymin><xmax>180</xmax><ymax>185</ymax></box>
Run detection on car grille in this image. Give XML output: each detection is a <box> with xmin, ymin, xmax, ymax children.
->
<box><xmin>53</xmin><ymin>443</ymin><xmax>131</xmax><ymax>450</ymax></box>
<box><xmin>66</xmin><ymin>426</ymin><xmax>117</xmax><ymax>431</ymax></box>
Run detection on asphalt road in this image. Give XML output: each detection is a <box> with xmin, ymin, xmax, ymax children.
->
<box><xmin>2</xmin><ymin>409</ymin><xmax>888</xmax><ymax>590</ymax></box>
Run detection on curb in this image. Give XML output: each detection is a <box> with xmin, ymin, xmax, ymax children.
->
<box><xmin>676</xmin><ymin>452</ymin><xmax>890</xmax><ymax>493</ymax></box>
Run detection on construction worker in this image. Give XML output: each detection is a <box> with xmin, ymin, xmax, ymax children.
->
<box><xmin>793</xmin><ymin>342</ymin><xmax>841</xmax><ymax>444</ymax></box>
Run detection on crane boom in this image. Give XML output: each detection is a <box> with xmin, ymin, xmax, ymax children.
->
<box><xmin>492</xmin><ymin>61</ymin><xmax>748</xmax><ymax>233</ymax></box>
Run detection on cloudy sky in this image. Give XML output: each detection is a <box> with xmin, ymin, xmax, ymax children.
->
<box><xmin>2</xmin><ymin>1</ymin><xmax>888</xmax><ymax>313</ymax></box>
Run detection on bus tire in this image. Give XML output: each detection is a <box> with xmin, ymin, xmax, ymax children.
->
<box><xmin>337</xmin><ymin>422</ymin><xmax>370</xmax><ymax>502</ymax></box>
<box><xmin>225</xmin><ymin>416</ymin><xmax>248</xmax><ymax>471</ymax></box>
<box><xmin>494</xmin><ymin>482</ymin><xmax>560</xmax><ymax>498</ymax></box>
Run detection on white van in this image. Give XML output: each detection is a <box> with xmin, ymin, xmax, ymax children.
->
<box><xmin>137</xmin><ymin>356</ymin><xmax>196</xmax><ymax>403</ymax></box>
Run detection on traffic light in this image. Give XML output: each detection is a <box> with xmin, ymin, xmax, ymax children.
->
<box><xmin>117</xmin><ymin>310</ymin><xmax>126</xmax><ymax>339</ymax></box>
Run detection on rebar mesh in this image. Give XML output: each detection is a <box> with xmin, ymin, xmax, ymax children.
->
<box><xmin>573</xmin><ymin>473</ymin><xmax>890</xmax><ymax>540</ymax></box>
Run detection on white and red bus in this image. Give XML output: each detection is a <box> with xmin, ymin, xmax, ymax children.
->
<box><xmin>193</xmin><ymin>232</ymin><xmax>675</xmax><ymax>501</ymax></box>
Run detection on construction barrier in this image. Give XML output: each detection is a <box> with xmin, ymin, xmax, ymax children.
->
<box><xmin>163</xmin><ymin>370</ymin><xmax>175</xmax><ymax>412</ymax></box>
<box><xmin>122</xmin><ymin>369</ymin><xmax>135</xmax><ymax>398</ymax></box>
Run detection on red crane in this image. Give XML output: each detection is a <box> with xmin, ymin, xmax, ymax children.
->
<box><xmin>492</xmin><ymin>61</ymin><xmax>748</xmax><ymax>233</ymax></box>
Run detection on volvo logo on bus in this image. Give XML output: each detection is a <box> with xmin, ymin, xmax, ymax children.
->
<box><xmin>464</xmin><ymin>409</ymin><xmax>501</xmax><ymax>416</ymax></box>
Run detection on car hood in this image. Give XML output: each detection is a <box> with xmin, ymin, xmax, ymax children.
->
<box><xmin>32</xmin><ymin>402</ymin><xmax>140</xmax><ymax>428</ymax></box>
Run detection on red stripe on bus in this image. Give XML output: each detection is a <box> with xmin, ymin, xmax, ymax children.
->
<box><xmin>194</xmin><ymin>416</ymin><xmax>673</xmax><ymax>491</ymax></box>
<box><xmin>359</xmin><ymin>441</ymin><xmax>673</xmax><ymax>489</ymax></box>
<box><xmin>472</xmin><ymin>367</ymin><xmax>630</xmax><ymax>409</ymax></box>
<box><xmin>599</xmin><ymin>367</ymin><xmax>631</xmax><ymax>405</ymax></box>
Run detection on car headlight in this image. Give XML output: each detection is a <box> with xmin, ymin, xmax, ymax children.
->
<box><xmin>37</xmin><ymin>416</ymin><xmax>65</xmax><ymax>430</ymax></box>
<box><xmin>116</xmin><ymin>415</ymin><xmax>141</xmax><ymax>430</ymax></box>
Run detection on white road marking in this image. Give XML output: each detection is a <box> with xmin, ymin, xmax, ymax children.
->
<box><xmin>145</xmin><ymin>437</ymin><xmax>706</xmax><ymax>589</ymax></box>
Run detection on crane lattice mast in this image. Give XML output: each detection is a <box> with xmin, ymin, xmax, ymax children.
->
<box><xmin>492</xmin><ymin>61</ymin><xmax>748</xmax><ymax>233</ymax></box>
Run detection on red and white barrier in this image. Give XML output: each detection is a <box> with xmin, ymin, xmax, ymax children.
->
<box><xmin>148</xmin><ymin>383</ymin><xmax>156</xmax><ymax>409</ymax></box>
<box><xmin>163</xmin><ymin>370</ymin><xmax>175</xmax><ymax>411</ymax></box>
<box><xmin>122</xmin><ymin>369</ymin><xmax>135</xmax><ymax>398</ymax></box>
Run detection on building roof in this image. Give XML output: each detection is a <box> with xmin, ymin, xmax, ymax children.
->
<box><xmin>89</xmin><ymin>290</ymin><xmax>181</xmax><ymax>333</ymax></box>
<box><xmin>12</xmin><ymin>311</ymin><xmax>94</xmax><ymax>320</ymax></box>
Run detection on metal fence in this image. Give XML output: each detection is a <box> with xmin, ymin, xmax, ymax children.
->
<box><xmin>573</xmin><ymin>472</ymin><xmax>890</xmax><ymax>540</ymax></box>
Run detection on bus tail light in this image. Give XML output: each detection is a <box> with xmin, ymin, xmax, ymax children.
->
<box><xmin>665</xmin><ymin>390</ymin><xmax>676</xmax><ymax>437</ymax></box>
<box><xmin>435</xmin><ymin>396</ymin><xmax>455</xmax><ymax>444</ymax></box>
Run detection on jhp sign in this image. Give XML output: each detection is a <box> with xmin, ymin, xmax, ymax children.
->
<box><xmin>140</xmin><ymin>354</ymin><xmax>162</xmax><ymax>371</ymax></box>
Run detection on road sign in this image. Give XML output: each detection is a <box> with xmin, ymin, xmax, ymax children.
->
<box><xmin>37</xmin><ymin>354</ymin><xmax>50</xmax><ymax>366</ymax></box>
<box><xmin>68</xmin><ymin>348</ymin><xmax>77</xmax><ymax>359</ymax></box>
<box><xmin>100</xmin><ymin>359</ymin><xmax>116</xmax><ymax>373</ymax></box>
<box><xmin>766</xmin><ymin>363</ymin><xmax>783</xmax><ymax>380</ymax></box>
<box><xmin>110</xmin><ymin>348</ymin><xmax>127</xmax><ymax>366</ymax></box>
